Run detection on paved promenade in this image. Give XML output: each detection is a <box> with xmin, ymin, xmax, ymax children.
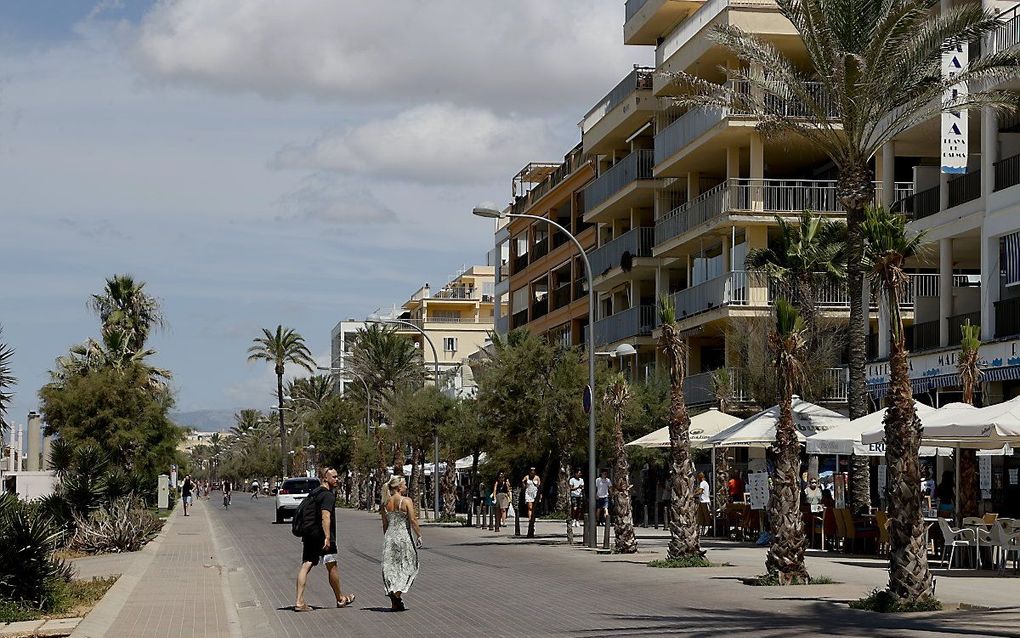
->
<box><xmin>73</xmin><ymin>496</ymin><xmax>1020</xmax><ymax>637</ymax></box>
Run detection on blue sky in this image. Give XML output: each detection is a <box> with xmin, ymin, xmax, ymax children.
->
<box><xmin>1</xmin><ymin>1</ymin><xmax>648</xmax><ymax>428</ymax></box>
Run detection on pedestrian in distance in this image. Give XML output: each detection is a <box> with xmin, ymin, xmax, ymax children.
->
<box><xmin>251</xmin><ymin>480</ymin><xmax>260</xmax><ymax>500</ymax></box>
<box><xmin>569</xmin><ymin>469</ymin><xmax>584</xmax><ymax>528</ymax></box>
<box><xmin>181</xmin><ymin>475</ymin><xmax>194</xmax><ymax>517</ymax></box>
<box><xmin>223</xmin><ymin>479</ymin><xmax>232</xmax><ymax>509</ymax></box>
<box><xmin>491</xmin><ymin>471</ymin><xmax>511</xmax><ymax>532</ymax></box>
<box><xmin>695</xmin><ymin>471</ymin><xmax>711</xmax><ymax>535</ymax></box>
<box><xmin>522</xmin><ymin>467</ymin><xmax>541</xmax><ymax>521</ymax></box>
<box><xmin>595</xmin><ymin>469</ymin><xmax>611</xmax><ymax>526</ymax></box>
<box><xmin>295</xmin><ymin>467</ymin><xmax>355</xmax><ymax>612</ymax></box>
<box><xmin>381</xmin><ymin>476</ymin><xmax>420</xmax><ymax>612</ymax></box>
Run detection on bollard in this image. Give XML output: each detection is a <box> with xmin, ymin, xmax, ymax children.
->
<box><xmin>654</xmin><ymin>504</ymin><xmax>659</xmax><ymax>529</ymax></box>
<box><xmin>603</xmin><ymin>516</ymin><xmax>611</xmax><ymax>550</ymax></box>
<box><xmin>566</xmin><ymin>517</ymin><xmax>574</xmax><ymax>545</ymax></box>
<box><xmin>582</xmin><ymin>513</ymin><xmax>589</xmax><ymax>547</ymax></box>
<box><xmin>643</xmin><ymin>504</ymin><xmax>648</xmax><ymax>528</ymax></box>
<box><xmin>488</xmin><ymin>505</ymin><xmax>495</xmax><ymax>531</ymax></box>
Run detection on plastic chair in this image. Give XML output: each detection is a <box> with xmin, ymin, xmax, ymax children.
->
<box><xmin>964</xmin><ymin>517</ymin><xmax>994</xmax><ymax>567</ymax></box>
<box><xmin>875</xmin><ymin>510</ymin><xmax>891</xmax><ymax>556</ymax></box>
<box><xmin>841</xmin><ymin>508</ymin><xmax>878</xmax><ymax>554</ymax></box>
<box><xmin>938</xmin><ymin>518</ymin><xmax>977</xmax><ymax>570</ymax></box>
<box><xmin>989</xmin><ymin>521</ymin><xmax>1020</xmax><ymax>575</ymax></box>
<box><xmin>983</xmin><ymin>513</ymin><xmax>999</xmax><ymax>525</ymax></box>
<box><xmin>832</xmin><ymin>507</ymin><xmax>847</xmax><ymax>552</ymax></box>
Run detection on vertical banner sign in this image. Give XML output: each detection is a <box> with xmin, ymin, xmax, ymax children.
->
<box><xmin>979</xmin><ymin>455</ymin><xmax>992</xmax><ymax>499</ymax></box>
<box><xmin>941</xmin><ymin>39</ymin><xmax>968</xmax><ymax>174</ymax></box>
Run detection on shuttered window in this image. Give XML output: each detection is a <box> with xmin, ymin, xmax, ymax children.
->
<box><xmin>1003</xmin><ymin>231</ymin><xmax>1020</xmax><ymax>287</ymax></box>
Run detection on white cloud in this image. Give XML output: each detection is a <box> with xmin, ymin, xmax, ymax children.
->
<box><xmin>275</xmin><ymin>174</ymin><xmax>397</xmax><ymax>224</ymax></box>
<box><xmin>130</xmin><ymin>0</ymin><xmax>643</xmax><ymax>113</ymax></box>
<box><xmin>271</xmin><ymin>103</ymin><xmax>556</xmax><ymax>184</ymax></box>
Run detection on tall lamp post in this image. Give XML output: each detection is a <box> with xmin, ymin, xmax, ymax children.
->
<box><xmin>366</xmin><ymin>314</ymin><xmax>442</xmax><ymax>519</ymax></box>
<box><xmin>317</xmin><ymin>366</ymin><xmax>373</xmax><ymax>436</ymax></box>
<box><xmin>472</xmin><ymin>203</ymin><xmax>599</xmax><ymax>547</ymax></box>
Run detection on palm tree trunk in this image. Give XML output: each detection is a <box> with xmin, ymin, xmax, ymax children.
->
<box><xmin>884</xmin><ymin>287</ymin><xmax>933</xmax><ymax>603</ymax></box>
<box><xmin>393</xmin><ymin>443</ymin><xmax>406</xmax><ymax>477</ymax></box>
<box><xmin>840</xmin><ymin>168</ymin><xmax>872</xmax><ymax>424</ymax></box>
<box><xmin>667</xmin><ymin>400</ymin><xmax>703</xmax><ymax>559</ymax></box>
<box><xmin>959</xmin><ymin>450</ymin><xmax>979</xmax><ymax>518</ymax></box>
<box><xmin>850</xmin><ymin>454</ymin><xmax>872</xmax><ymax>516</ymax></box>
<box><xmin>407</xmin><ymin>446</ymin><xmax>421</xmax><ymax>504</ymax></box>
<box><xmin>714</xmin><ymin>449</ymin><xmax>731</xmax><ymax>526</ymax></box>
<box><xmin>277</xmin><ymin>368</ymin><xmax>287</xmax><ymax>479</ymax></box>
<box><xmin>556</xmin><ymin>451</ymin><xmax>571</xmax><ymax>514</ymax></box>
<box><xmin>612</xmin><ymin>410</ymin><xmax>637</xmax><ymax>554</ymax></box>
<box><xmin>766</xmin><ymin>374</ymin><xmax>810</xmax><ymax>583</ymax></box>
<box><xmin>441</xmin><ymin>453</ymin><xmax>457</xmax><ymax>518</ymax></box>
<box><xmin>375</xmin><ymin>433</ymin><xmax>387</xmax><ymax>510</ymax></box>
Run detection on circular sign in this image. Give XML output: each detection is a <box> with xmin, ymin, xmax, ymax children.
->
<box><xmin>582</xmin><ymin>385</ymin><xmax>592</xmax><ymax>414</ymax></box>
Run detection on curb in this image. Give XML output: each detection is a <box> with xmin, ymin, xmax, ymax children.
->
<box><xmin>69</xmin><ymin>504</ymin><xmax>181</xmax><ymax>638</ymax></box>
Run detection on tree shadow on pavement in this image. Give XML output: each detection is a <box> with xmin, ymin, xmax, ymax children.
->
<box><xmin>570</xmin><ymin>602</ymin><xmax>1020</xmax><ymax>637</ymax></box>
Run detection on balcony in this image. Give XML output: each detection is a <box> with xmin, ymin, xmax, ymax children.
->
<box><xmin>624</xmin><ymin>0</ymin><xmax>699</xmax><ymax>46</ymax></box>
<box><xmin>994</xmin><ymin>152</ymin><xmax>1020</xmax><ymax>192</ymax></box>
<box><xmin>995</xmin><ymin>296</ymin><xmax>1020</xmax><ymax>338</ymax></box>
<box><xmin>580</xmin><ymin>66</ymin><xmax>654</xmax><ymax>138</ymax></box>
<box><xmin>668</xmin><ymin>271</ymin><xmax>757</xmax><ymax>320</ymax></box>
<box><xmin>989</xmin><ymin>5</ymin><xmax>1020</xmax><ymax>56</ymax></box>
<box><xmin>891</xmin><ymin>185</ymin><xmax>939</xmax><ymax>220</ymax></box>
<box><xmin>591</xmin><ymin>305</ymin><xmax>656</xmax><ymax>346</ymax></box>
<box><xmin>532</xmin><ymin>297</ymin><xmax>549</xmax><ymax>320</ymax></box>
<box><xmin>947</xmin><ymin>170</ymin><xmax>981</xmax><ymax>208</ymax></box>
<box><xmin>654</xmin><ymin>179</ymin><xmax>839</xmax><ymax>249</ymax></box>
<box><xmin>583</xmin><ymin>150</ymin><xmax>655</xmax><ymax>216</ymax></box>
<box><xmin>532</xmin><ymin>238</ymin><xmax>549</xmax><ymax>262</ymax></box>
<box><xmin>684</xmin><ymin>366</ymin><xmax>848</xmax><ymax>406</ymax></box>
<box><xmin>654</xmin><ymin>0</ymin><xmax>779</xmax><ymax>67</ymax></box>
<box><xmin>511</xmin><ymin>309</ymin><xmax>528</xmax><ymax>330</ymax></box>
<box><xmin>405</xmin><ymin>316</ymin><xmax>488</xmax><ymax>328</ymax></box>
<box><xmin>552</xmin><ymin>285</ymin><xmax>572</xmax><ymax>310</ymax></box>
<box><xmin>512</xmin><ymin>252</ymin><xmax>528</xmax><ymax>274</ymax></box>
<box><xmin>947</xmin><ymin>312</ymin><xmax>981</xmax><ymax>346</ymax></box>
<box><xmin>588</xmin><ymin>227</ymin><xmax>655</xmax><ymax>276</ymax></box>
<box><xmin>911</xmin><ymin>319</ymin><xmax>940</xmax><ymax>351</ymax></box>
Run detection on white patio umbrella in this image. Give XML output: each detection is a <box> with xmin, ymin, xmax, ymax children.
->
<box><xmin>861</xmin><ymin>402</ymin><xmax>980</xmax><ymax>446</ymax></box>
<box><xmin>919</xmin><ymin>394</ymin><xmax>1020</xmax><ymax>447</ymax></box>
<box><xmin>704</xmin><ymin>397</ymin><xmax>848</xmax><ymax>448</ymax></box>
<box><xmin>625</xmin><ymin>408</ymin><xmax>742</xmax><ymax>449</ymax></box>
<box><xmin>807</xmin><ymin>401</ymin><xmax>947</xmax><ymax>456</ymax></box>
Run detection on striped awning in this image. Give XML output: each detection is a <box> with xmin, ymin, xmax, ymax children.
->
<box><xmin>981</xmin><ymin>365</ymin><xmax>1020</xmax><ymax>382</ymax></box>
<box><xmin>911</xmin><ymin>373</ymin><xmax>960</xmax><ymax>394</ymax></box>
<box><xmin>868</xmin><ymin>382</ymin><xmax>890</xmax><ymax>400</ymax></box>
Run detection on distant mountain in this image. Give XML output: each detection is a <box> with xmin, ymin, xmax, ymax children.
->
<box><xmin>171</xmin><ymin>409</ymin><xmax>239</xmax><ymax>432</ymax></box>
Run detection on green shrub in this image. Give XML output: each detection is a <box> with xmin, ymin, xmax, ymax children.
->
<box><xmin>0</xmin><ymin>494</ymin><xmax>72</xmax><ymax>610</ymax></box>
<box><xmin>69</xmin><ymin>497</ymin><xmax>162</xmax><ymax>554</ymax></box>
<box><xmin>748</xmin><ymin>572</ymin><xmax>834</xmax><ymax>586</ymax></box>
<box><xmin>849</xmin><ymin>589</ymin><xmax>942</xmax><ymax>613</ymax></box>
<box><xmin>648</xmin><ymin>556</ymin><xmax>715</xmax><ymax>568</ymax></box>
<box><xmin>0</xmin><ymin>599</ymin><xmax>38</xmax><ymax>623</ymax></box>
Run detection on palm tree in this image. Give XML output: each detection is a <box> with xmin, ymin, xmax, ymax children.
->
<box><xmin>89</xmin><ymin>274</ymin><xmax>166</xmax><ymax>352</ymax></box>
<box><xmin>247</xmin><ymin>326</ymin><xmax>316</xmax><ymax>479</ymax></box>
<box><xmin>604</xmin><ymin>373</ymin><xmax>637</xmax><ymax>554</ymax></box>
<box><xmin>671</xmin><ymin>0</ymin><xmax>1020</xmax><ymax>430</ymax></box>
<box><xmin>957</xmin><ymin>320</ymin><xmax>982</xmax><ymax>518</ymax></box>
<box><xmin>52</xmin><ymin>329</ymin><xmax>171</xmax><ymax>392</ymax></box>
<box><xmin>765</xmin><ymin>299</ymin><xmax>810</xmax><ymax>584</ymax></box>
<box><xmin>863</xmin><ymin>205</ymin><xmax>933</xmax><ymax>605</ymax></box>
<box><xmin>656</xmin><ymin>296</ymin><xmax>704</xmax><ymax>560</ymax></box>
<box><xmin>0</xmin><ymin>326</ymin><xmax>14</xmax><ymax>436</ymax></box>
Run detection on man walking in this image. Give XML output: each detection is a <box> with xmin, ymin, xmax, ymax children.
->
<box><xmin>568</xmin><ymin>469</ymin><xmax>584</xmax><ymax>528</ymax></box>
<box><xmin>595</xmin><ymin>469</ymin><xmax>611</xmax><ymax>526</ymax></box>
<box><xmin>181</xmin><ymin>475</ymin><xmax>194</xmax><ymax>517</ymax></box>
<box><xmin>295</xmin><ymin>467</ymin><xmax>355</xmax><ymax>611</ymax></box>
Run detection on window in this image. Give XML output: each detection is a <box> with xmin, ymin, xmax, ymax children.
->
<box><xmin>1003</xmin><ymin>232</ymin><xmax>1020</xmax><ymax>287</ymax></box>
<box><xmin>443</xmin><ymin>337</ymin><xmax>458</xmax><ymax>353</ymax></box>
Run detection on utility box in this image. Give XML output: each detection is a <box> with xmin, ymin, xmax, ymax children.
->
<box><xmin>158</xmin><ymin>474</ymin><xmax>169</xmax><ymax>509</ymax></box>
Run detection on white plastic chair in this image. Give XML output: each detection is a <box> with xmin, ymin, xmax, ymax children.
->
<box><xmin>938</xmin><ymin>518</ymin><xmax>977</xmax><ymax>570</ymax></box>
<box><xmin>989</xmin><ymin>522</ymin><xmax>1020</xmax><ymax>575</ymax></box>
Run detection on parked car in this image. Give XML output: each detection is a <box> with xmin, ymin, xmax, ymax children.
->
<box><xmin>275</xmin><ymin>477</ymin><xmax>320</xmax><ymax>523</ymax></box>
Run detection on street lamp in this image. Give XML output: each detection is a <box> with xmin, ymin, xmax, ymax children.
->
<box><xmin>472</xmin><ymin>202</ymin><xmax>600</xmax><ymax>547</ymax></box>
<box><xmin>366</xmin><ymin>314</ymin><xmax>442</xmax><ymax>518</ymax></box>
<box><xmin>595</xmin><ymin>343</ymin><xmax>639</xmax><ymax>381</ymax></box>
<box><xmin>317</xmin><ymin>366</ymin><xmax>372</xmax><ymax>436</ymax></box>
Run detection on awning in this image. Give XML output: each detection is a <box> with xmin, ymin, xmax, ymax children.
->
<box><xmin>911</xmin><ymin>373</ymin><xmax>960</xmax><ymax>394</ymax></box>
<box><xmin>981</xmin><ymin>365</ymin><xmax>1020</xmax><ymax>383</ymax></box>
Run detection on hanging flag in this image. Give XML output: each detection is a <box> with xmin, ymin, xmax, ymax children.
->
<box><xmin>941</xmin><ymin>40</ymin><xmax>968</xmax><ymax>174</ymax></box>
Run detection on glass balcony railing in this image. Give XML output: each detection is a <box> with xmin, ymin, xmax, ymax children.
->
<box><xmin>591</xmin><ymin>305</ymin><xmax>656</xmax><ymax>346</ymax></box>
<box><xmin>582</xmin><ymin>149</ymin><xmax>655</xmax><ymax>214</ymax></box>
<box><xmin>588</xmin><ymin>227</ymin><xmax>655</xmax><ymax>276</ymax></box>
<box><xmin>580</xmin><ymin>66</ymin><xmax>654</xmax><ymax>134</ymax></box>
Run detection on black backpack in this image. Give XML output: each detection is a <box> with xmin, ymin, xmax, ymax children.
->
<box><xmin>291</xmin><ymin>486</ymin><xmax>324</xmax><ymax>538</ymax></box>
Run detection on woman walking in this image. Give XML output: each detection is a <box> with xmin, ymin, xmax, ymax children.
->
<box><xmin>492</xmin><ymin>471</ymin><xmax>512</xmax><ymax>531</ymax></box>
<box><xmin>381</xmin><ymin>476</ymin><xmax>421</xmax><ymax>611</ymax></box>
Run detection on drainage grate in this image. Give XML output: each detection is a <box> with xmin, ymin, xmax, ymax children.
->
<box><xmin>236</xmin><ymin>600</ymin><xmax>258</xmax><ymax>609</ymax></box>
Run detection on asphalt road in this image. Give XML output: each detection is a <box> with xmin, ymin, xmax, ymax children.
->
<box><xmin>205</xmin><ymin>496</ymin><xmax>1017</xmax><ymax>638</ymax></box>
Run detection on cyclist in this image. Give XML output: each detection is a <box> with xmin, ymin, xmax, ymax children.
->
<box><xmin>223</xmin><ymin>479</ymin><xmax>232</xmax><ymax>509</ymax></box>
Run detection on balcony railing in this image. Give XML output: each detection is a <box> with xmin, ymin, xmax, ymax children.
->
<box><xmin>430</xmin><ymin>287</ymin><xmax>481</xmax><ymax>300</ymax></box>
<box><xmin>906</xmin><ymin>273</ymin><xmax>972</xmax><ymax>304</ymax></box>
<box><xmin>625</xmin><ymin>0</ymin><xmax>651</xmax><ymax>22</ymax></box>
<box><xmin>532</xmin><ymin>297</ymin><xmax>549</xmax><ymax>320</ymax></box>
<box><xmin>668</xmin><ymin>271</ymin><xmax>756</xmax><ymax>320</ymax></box>
<box><xmin>891</xmin><ymin>185</ymin><xmax>939</xmax><ymax>219</ymax></box>
<box><xmin>583</xmin><ymin>149</ymin><xmax>655</xmax><ymax>214</ymax></box>
<box><xmin>994</xmin><ymin>152</ymin><xmax>1020</xmax><ymax>192</ymax></box>
<box><xmin>684</xmin><ymin>366</ymin><xmax>848</xmax><ymax>406</ymax></box>
<box><xmin>990</xmin><ymin>5</ymin><xmax>1020</xmax><ymax>55</ymax></box>
<box><xmin>512</xmin><ymin>252</ymin><xmax>528</xmax><ymax>274</ymax></box>
<box><xmin>592</xmin><ymin>305</ymin><xmax>656</xmax><ymax>346</ymax></box>
<box><xmin>405</xmin><ymin>316</ymin><xmax>487</xmax><ymax>328</ymax></box>
<box><xmin>552</xmin><ymin>285</ymin><xmax>572</xmax><ymax>310</ymax></box>
<box><xmin>589</xmin><ymin>227</ymin><xmax>655</xmax><ymax>276</ymax></box>
<box><xmin>656</xmin><ymin>0</ymin><xmax>777</xmax><ymax>67</ymax></box>
<box><xmin>768</xmin><ymin>275</ymin><xmax>849</xmax><ymax>308</ymax></box>
<box><xmin>581</xmin><ymin>66</ymin><xmax>654</xmax><ymax>134</ymax></box>
<box><xmin>948</xmin><ymin>170</ymin><xmax>981</xmax><ymax>208</ymax></box>
<box><xmin>893</xmin><ymin>181</ymin><xmax>914</xmax><ymax>204</ymax></box>
<box><xmin>511</xmin><ymin>309</ymin><xmax>528</xmax><ymax>329</ymax></box>
<box><xmin>912</xmin><ymin>319</ymin><xmax>940</xmax><ymax>351</ymax></box>
<box><xmin>655</xmin><ymin>107</ymin><xmax>728</xmax><ymax>166</ymax></box>
<box><xmin>995</xmin><ymin>296</ymin><xmax>1020</xmax><ymax>338</ymax></box>
<box><xmin>532</xmin><ymin>238</ymin><xmax>549</xmax><ymax>261</ymax></box>
<box><xmin>947</xmin><ymin>312</ymin><xmax>981</xmax><ymax>346</ymax></box>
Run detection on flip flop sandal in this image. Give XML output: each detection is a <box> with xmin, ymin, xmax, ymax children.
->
<box><xmin>336</xmin><ymin>594</ymin><xmax>356</xmax><ymax>608</ymax></box>
<box><xmin>294</xmin><ymin>604</ymin><xmax>313</xmax><ymax>612</ymax></box>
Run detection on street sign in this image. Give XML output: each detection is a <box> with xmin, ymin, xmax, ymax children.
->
<box><xmin>582</xmin><ymin>385</ymin><xmax>592</xmax><ymax>415</ymax></box>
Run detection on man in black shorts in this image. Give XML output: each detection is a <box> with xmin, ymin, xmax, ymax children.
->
<box><xmin>294</xmin><ymin>467</ymin><xmax>355</xmax><ymax>611</ymax></box>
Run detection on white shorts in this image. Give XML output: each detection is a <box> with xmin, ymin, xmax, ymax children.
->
<box><xmin>184</xmin><ymin>496</ymin><xmax>193</xmax><ymax>505</ymax></box>
<box><xmin>323</xmin><ymin>553</ymin><xmax>338</xmax><ymax>565</ymax></box>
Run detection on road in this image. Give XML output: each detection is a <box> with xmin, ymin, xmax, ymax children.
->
<box><xmin>205</xmin><ymin>496</ymin><xmax>1017</xmax><ymax>638</ymax></box>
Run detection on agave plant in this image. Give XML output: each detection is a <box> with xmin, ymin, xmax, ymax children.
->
<box><xmin>0</xmin><ymin>495</ymin><xmax>72</xmax><ymax>610</ymax></box>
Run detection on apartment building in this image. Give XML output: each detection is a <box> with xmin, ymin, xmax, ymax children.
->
<box><xmin>496</xmin><ymin>146</ymin><xmax>598</xmax><ymax>349</ymax></box>
<box><xmin>393</xmin><ymin>266</ymin><xmax>495</xmax><ymax>391</ymax></box>
<box><xmin>863</xmin><ymin>3</ymin><xmax>1020</xmax><ymax>408</ymax></box>
<box><xmin>329</xmin><ymin>320</ymin><xmax>366</xmax><ymax>394</ymax></box>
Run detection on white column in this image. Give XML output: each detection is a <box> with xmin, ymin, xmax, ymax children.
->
<box><xmin>982</xmin><ymin>107</ymin><xmax>998</xmax><ymax>197</ymax></box>
<box><xmin>655</xmin><ymin>265</ymin><xmax>669</xmax><ymax>301</ymax></box>
<box><xmin>981</xmin><ymin>233</ymin><xmax>999</xmax><ymax>340</ymax></box>
<box><xmin>940</xmin><ymin>238</ymin><xmax>953</xmax><ymax>347</ymax></box>
<box><xmin>881</xmin><ymin>142</ymin><xmax>895</xmax><ymax>208</ymax></box>
<box><xmin>721</xmin><ymin>231</ymin><xmax>731</xmax><ymax>273</ymax></box>
<box><xmin>688</xmin><ymin>171</ymin><xmax>702</xmax><ymax>202</ymax></box>
<box><xmin>726</xmin><ymin>146</ymin><xmax>740</xmax><ymax>180</ymax></box>
<box><xmin>750</xmin><ymin>134</ymin><xmax>764</xmax><ymax>211</ymax></box>
<box><xmin>940</xmin><ymin>173</ymin><xmax>950</xmax><ymax>211</ymax></box>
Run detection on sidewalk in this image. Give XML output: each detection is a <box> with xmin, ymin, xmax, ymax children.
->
<box><xmin>71</xmin><ymin>499</ymin><xmax>240</xmax><ymax>638</ymax></box>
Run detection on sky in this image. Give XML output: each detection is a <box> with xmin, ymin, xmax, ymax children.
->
<box><xmin>0</xmin><ymin>1</ymin><xmax>650</xmax><ymax>428</ymax></box>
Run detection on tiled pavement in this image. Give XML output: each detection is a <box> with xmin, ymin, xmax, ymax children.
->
<box><xmin>76</xmin><ymin>495</ymin><xmax>1020</xmax><ymax>637</ymax></box>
